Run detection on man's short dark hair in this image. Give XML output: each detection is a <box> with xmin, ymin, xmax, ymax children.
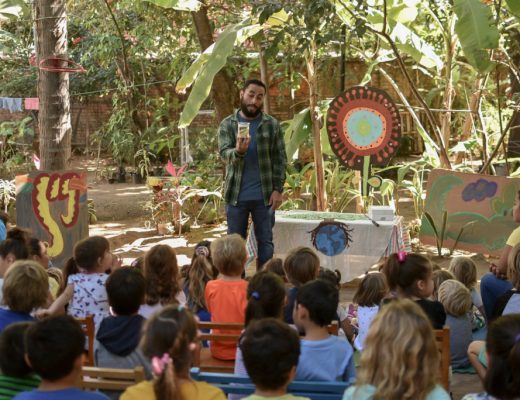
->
<box><xmin>296</xmin><ymin>279</ymin><xmax>338</xmax><ymax>326</ymax></box>
<box><xmin>0</xmin><ymin>322</ymin><xmax>33</xmax><ymax>377</ymax></box>
<box><xmin>25</xmin><ymin>316</ymin><xmax>85</xmax><ymax>381</ymax></box>
<box><xmin>241</xmin><ymin>318</ymin><xmax>300</xmax><ymax>391</ymax></box>
<box><xmin>243</xmin><ymin>79</ymin><xmax>266</xmax><ymax>92</ymax></box>
<box><xmin>106</xmin><ymin>267</ymin><xmax>145</xmax><ymax>315</ymax></box>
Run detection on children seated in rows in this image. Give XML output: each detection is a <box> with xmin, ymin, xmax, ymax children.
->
<box><xmin>293</xmin><ymin>280</ymin><xmax>355</xmax><ymax>383</ymax></box>
<box><xmin>438</xmin><ymin>279</ymin><xmax>473</xmax><ymax>369</ymax></box>
<box><xmin>0</xmin><ymin>322</ymin><xmax>40</xmax><ymax>398</ymax></box>
<box><xmin>205</xmin><ymin>234</ymin><xmax>248</xmax><ymax>360</ymax></box>
<box><xmin>352</xmin><ymin>272</ymin><xmax>387</xmax><ymax>351</ymax></box>
<box><xmin>283</xmin><ymin>247</ymin><xmax>320</xmax><ymax>324</ymax></box>
<box><xmin>241</xmin><ymin>319</ymin><xmax>305</xmax><ymax>400</ymax></box>
<box><xmin>140</xmin><ymin>244</ymin><xmax>186</xmax><ymax>318</ymax></box>
<box><xmin>42</xmin><ymin>236</ymin><xmax>118</xmax><ymax>329</ymax></box>
<box><xmin>95</xmin><ymin>267</ymin><xmax>151</xmax><ymax>379</ymax></box>
<box><xmin>382</xmin><ymin>252</ymin><xmax>446</xmax><ymax>329</ymax></box>
<box><xmin>343</xmin><ymin>299</ymin><xmax>450</xmax><ymax>400</ymax></box>
<box><xmin>14</xmin><ymin>315</ymin><xmax>109</xmax><ymax>400</ymax></box>
<box><xmin>0</xmin><ymin>261</ymin><xmax>49</xmax><ymax>332</ymax></box>
<box><xmin>121</xmin><ymin>305</ymin><xmax>226</xmax><ymax>400</ymax></box>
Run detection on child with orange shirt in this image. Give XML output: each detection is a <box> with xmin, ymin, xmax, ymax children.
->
<box><xmin>204</xmin><ymin>234</ymin><xmax>248</xmax><ymax>360</ymax></box>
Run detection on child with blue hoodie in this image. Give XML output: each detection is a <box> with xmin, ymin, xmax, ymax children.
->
<box><xmin>95</xmin><ymin>268</ymin><xmax>151</xmax><ymax>383</ymax></box>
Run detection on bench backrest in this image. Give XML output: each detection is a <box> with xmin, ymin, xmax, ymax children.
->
<box><xmin>76</xmin><ymin>315</ymin><xmax>95</xmax><ymax>366</ymax></box>
<box><xmin>435</xmin><ymin>327</ymin><xmax>450</xmax><ymax>391</ymax></box>
<box><xmin>191</xmin><ymin>368</ymin><xmax>348</xmax><ymax>400</ymax></box>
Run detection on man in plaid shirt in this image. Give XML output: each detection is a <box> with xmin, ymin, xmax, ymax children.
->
<box><xmin>218</xmin><ymin>79</ymin><xmax>287</xmax><ymax>270</ymax></box>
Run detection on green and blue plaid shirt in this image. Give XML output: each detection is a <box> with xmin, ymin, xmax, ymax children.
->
<box><xmin>218</xmin><ymin>110</ymin><xmax>287</xmax><ymax>206</ymax></box>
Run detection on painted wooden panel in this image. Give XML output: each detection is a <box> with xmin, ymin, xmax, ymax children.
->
<box><xmin>420</xmin><ymin>169</ymin><xmax>520</xmax><ymax>256</ymax></box>
<box><xmin>15</xmin><ymin>171</ymin><xmax>88</xmax><ymax>267</ymax></box>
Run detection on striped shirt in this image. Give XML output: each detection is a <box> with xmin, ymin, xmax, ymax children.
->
<box><xmin>0</xmin><ymin>375</ymin><xmax>40</xmax><ymax>399</ymax></box>
<box><xmin>218</xmin><ymin>110</ymin><xmax>287</xmax><ymax>206</ymax></box>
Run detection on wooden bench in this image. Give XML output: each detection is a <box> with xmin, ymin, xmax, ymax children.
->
<box><xmin>76</xmin><ymin>315</ymin><xmax>95</xmax><ymax>366</ymax></box>
<box><xmin>435</xmin><ymin>327</ymin><xmax>451</xmax><ymax>391</ymax></box>
<box><xmin>80</xmin><ymin>366</ymin><xmax>145</xmax><ymax>391</ymax></box>
<box><xmin>191</xmin><ymin>368</ymin><xmax>349</xmax><ymax>400</ymax></box>
<box><xmin>194</xmin><ymin>322</ymin><xmax>243</xmax><ymax>373</ymax></box>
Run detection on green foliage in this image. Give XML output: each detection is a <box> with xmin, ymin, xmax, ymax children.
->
<box><xmin>453</xmin><ymin>0</ymin><xmax>500</xmax><ymax>73</ymax></box>
<box><xmin>143</xmin><ymin>0</ymin><xmax>201</xmax><ymax>11</ymax></box>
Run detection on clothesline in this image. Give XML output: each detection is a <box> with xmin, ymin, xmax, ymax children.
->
<box><xmin>0</xmin><ymin>97</ymin><xmax>39</xmax><ymax>112</ymax></box>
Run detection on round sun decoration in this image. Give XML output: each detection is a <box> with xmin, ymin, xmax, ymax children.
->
<box><xmin>326</xmin><ymin>86</ymin><xmax>401</xmax><ymax>170</ymax></box>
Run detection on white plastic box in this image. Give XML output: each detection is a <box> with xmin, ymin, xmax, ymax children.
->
<box><xmin>368</xmin><ymin>205</ymin><xmax>395</xmax><ymax>221</ymax></box>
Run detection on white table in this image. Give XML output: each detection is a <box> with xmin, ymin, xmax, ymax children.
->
<box><xmin>247</xmin><ymin>211</ymin><xmax>410</xmax><ymax>282</ymax></box>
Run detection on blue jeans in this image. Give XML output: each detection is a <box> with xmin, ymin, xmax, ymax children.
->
<box><xmin>226</xmin><ymin>200</ymin><xmax>275</xmax><ymax>268</ymax></box>
<box><xmin>480</xmin><ymin>272</ymin><xmax>513</xmax><ymax>318</ymax></box>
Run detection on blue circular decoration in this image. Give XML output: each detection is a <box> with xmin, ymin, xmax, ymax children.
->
<box><xmin>346</xmin><ymin>109</ymin><xmax>384</xmax><ymax>148</ymax></box>
<box><xmin>310</xmin><ymin>222</ymin><xmax>353</xmax><ymax>257</ymax></box>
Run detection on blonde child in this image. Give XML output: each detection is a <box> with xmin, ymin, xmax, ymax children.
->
<box><xmin>438</xmin><ymin>279</ymin><xmax>473</xmax><ymax>368</ymax></box>
<box><xmin>449</xmin><ymin>256</ymin><xmax>485</xmax><ymax>318</ymax></box>
<box><xmin>0</xmin><ymin>261</ymin><xmax>49</xmax><ymax>332</ymax></box>
<box><xmin>121</xmin><ymin>305</ymin><xmax>226</xmax><ymax>400</ymax></box>
<box><xmin>42</xmin><ymin>236</ymin><xmax>119</xmax><ymax>329</ymax></box>
<box><xmin>282</xmin><ymin>247</ymin><xmax>320</xmax><ymax>324</ymax></box>
<box><xmin>352</xmin><ymin>272</ymin><xmax>388</xmax><ymax>351</ymax></box>
<box><xmin>382</xmin><ymin>252</ymin><xmax>446</xmax><ymax>329</ymax></box>
<box><xmin>205</xmin><ymin>234</ymin><xmax>248</xmax><ymax>360</ymax></box>
<box><xmin>139</xmin><ymin>244</ymin><xmax>186</xmax><ymax>318</ymax></box>
<box><xmin>343</xmin><ymin>299</ymin><xmax>451</xmax><ymax>400</ymax></box>
<box><xmin>432</xmin><ymin>269</ymin><xmax>455</xmax><ymax>301</ymax></box>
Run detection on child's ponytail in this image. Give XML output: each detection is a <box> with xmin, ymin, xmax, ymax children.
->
<box><xmin>60</xmin><ymin>257</ymin><xmax>79</xmax><ymax>295</ymax></box>
<box><xmin>245</xmin><ymin>271</ymin><xmax>286</xmax><ymax>326</ymax></box>
<box><xmin>142</xmin><ymin>305</ymin><xmax>198</xmax><ymax>400</ymax></box>
<box><xmin>382</xmin><ymin>252</ymin><xmax>431</xmax><ymax>297</ymax></box>
<box><xmin>153</xmin><ymin>354</ymin><xmax>180</xmax><ymax>400</ymax></box>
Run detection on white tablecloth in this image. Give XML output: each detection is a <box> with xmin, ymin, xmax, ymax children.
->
<box><xmin>247</xmin><ymin>211</ymin><xmax>410</xmax><ymax>282</ymax></box>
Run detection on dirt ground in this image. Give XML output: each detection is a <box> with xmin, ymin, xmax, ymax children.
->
<box><xmin>78</xmin><ymin>156</ymin><xmax>486</xmax><ymax>398</ymax></box>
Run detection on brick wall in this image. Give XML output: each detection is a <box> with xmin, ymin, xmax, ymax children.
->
<box><xmin>0</xmin><ymin>59</ymin><xmax>429</xmax><ymax>152</ymax></box>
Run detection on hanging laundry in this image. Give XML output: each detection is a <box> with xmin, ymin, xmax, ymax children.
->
<box><xmin>0</xmin><ymin>97</ymin><xmax>23</xmax><ymax>112</ymax></box>
<box><xmin>24</xmin><ymin>98</ymin><xmax>39</xmax><ymax>110</ymax></box>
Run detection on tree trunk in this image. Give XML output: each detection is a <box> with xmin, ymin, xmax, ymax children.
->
<box><xmin>306</xmin><ymin>43</ymin><xmax>326</xmax><ymax>211</ymax></box>
<box><xmin>191</xmin><ymin>6</ymin><xmax>238</xmax><ymax>122</ymax></box>
<box><xmin>258</xmin><ymin>45</ymin><xmax>270</xmax><ymax>114</ymax></box>
<box><xmin>34</xmin><ymin>0</ymin><xmax>71</xmax><ymax>170</ymax></box>
<box><xmin>455</xmin><ymin>78</ymin><xmax>483</xmax><ymax>164</ymax></box>
<box><xmin>440</xmin><ymin>23</ymin><xmax>457</xmax><ymax>149</ymax></box>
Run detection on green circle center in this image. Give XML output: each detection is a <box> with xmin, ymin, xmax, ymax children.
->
<box><xmin>357</xmin><ymin>119</ymin><xmax>371</xmax><ymax>136</ymax></box>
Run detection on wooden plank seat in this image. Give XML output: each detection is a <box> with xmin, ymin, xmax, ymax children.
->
<box><xmin>195</xmin><ymin>322</ymin><xmax>243</xmax><ymax>373</ymax></box>
<box><xmin>80</xmin><ymin>366</ymin><xmax>145</xmax><ymax>391</ymax></box>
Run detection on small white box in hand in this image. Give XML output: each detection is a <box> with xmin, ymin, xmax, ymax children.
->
<box><xmin>368</xmin><ymin>205</ymin><xmax>395</xmax><ymax>221</ymax></box>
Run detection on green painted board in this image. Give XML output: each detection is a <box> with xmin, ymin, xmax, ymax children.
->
<box><xmin>420</xmin><ymin>169</ymin><xmax>520</xmax><ymax>255</ymax></box>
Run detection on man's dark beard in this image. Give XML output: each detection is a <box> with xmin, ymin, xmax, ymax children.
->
<box><xmin>240</xmin><ymin>100</ymin><xmax>262</xmax><ymax>118</ymax></box>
